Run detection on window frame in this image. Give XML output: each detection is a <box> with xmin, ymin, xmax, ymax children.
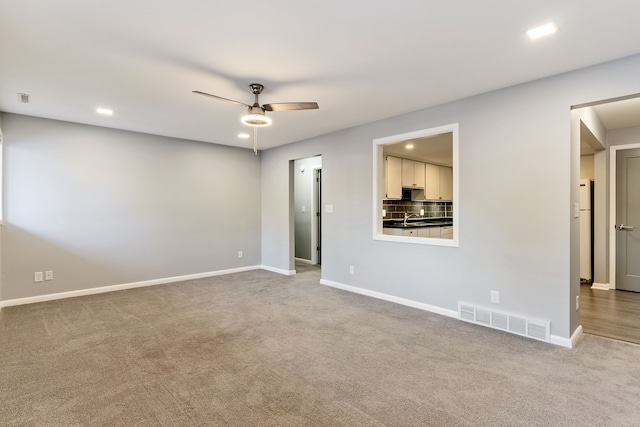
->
<box><xmin>372</xmin><ymin>123</ymin><xmax>459</xmax><ymax>247</ymax></box>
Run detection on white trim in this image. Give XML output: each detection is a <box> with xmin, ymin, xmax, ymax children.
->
<box><xmin>549</xmin><ymin>326</ymin><xmax>582</xmax><ymax>349</ymax></box>
<box><xmin>260</xmin><ymin>265</ymin><xmax>296</xmax><ymax>276</ymax></box>
<box><xmin>550</xmin><ymin>335</ymin><xmax>572</xmax><ymax>348</ymax></box>
<box><xmin>294</xmin><ymin>257</ymin><xmax>314</xmax><ymax>264</ymax></box>
<box><xmin>372</xmin><ymin>123</ymin><xmax>460</xmax><ymax>248</ymax></box>
<box><xmin>609</xmin><ymin>142</ymin><xmax>640</xmax><ymax>290</ymax></box>
<box><xmin>321</xmin><ymin>278</ymin><xmax>575</xmax><ymax>348</ymax></box>
<box><xmin>571</xmin><ymin>325</ymin><xmax>584</xmax><ymax>347</ymax></box>
<box><xmin>591</xmin><ymin>282</ymin><xmax>610</xmax><ymax>290</ymax></box>
<box><xmin>0</xmin><ymin>265</ymin><xmax>261</xmax><ymax>308</ymax></box>
<box><xmin>374</xmin><ymin>234</ymin><xmax>459</xmax><ymax>247</ymax></box>
<box><xmin>311</xmin><ymin>166</ymin><xmax>321</xmax><ymax>265</ymax></box>
<box><xmin>320</xmin><ymin>279</ymin><xmax>458</xmax><ymax>319</ymax></box>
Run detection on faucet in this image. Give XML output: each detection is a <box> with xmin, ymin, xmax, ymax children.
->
<box><xmin>404</xmin><ymin>212</ymin><xmax>420</xmax><ymax>226</ymax></box>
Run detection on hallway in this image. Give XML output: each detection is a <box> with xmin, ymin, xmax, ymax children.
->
<box><xmin>581</xmin><ymin>284</ymin><xmax>640</xmax><ymax>345</ymax></box>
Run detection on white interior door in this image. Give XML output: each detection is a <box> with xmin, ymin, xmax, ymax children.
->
<box><xmin>616</xmin><ymin>148</ymin><xmax>640</xmax><ymax>292</ymax></box>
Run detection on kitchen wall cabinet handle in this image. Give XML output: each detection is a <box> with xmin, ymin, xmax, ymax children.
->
<box><xmin>616</xmin><ymin>224</ymin><xmax>635</xmax><ymax>231</ymax></box>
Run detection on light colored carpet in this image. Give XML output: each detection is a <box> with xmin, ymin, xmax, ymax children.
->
<box><xmin>1</xmin><ymin>267</ymin><xmax>640</xmax><ymax>426</ymax></box>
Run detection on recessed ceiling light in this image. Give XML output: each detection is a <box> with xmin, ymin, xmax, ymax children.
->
<box><xmin>238</xmin><ymin>133</ymin><xmax>250</xmax><ymax>139</ymax></box>
<box><xmin>527</xmin><ymin>22</ymin><xmax>557</xmax><ymax>40</ymax></box>
<box><xmin>96</xmin><ymin>107</ymin><xmax>113</xmax><ymax>115</ymax></box>
<box><xmin>406</xmin><ymin>143</ymin><xmax>414</xmax><ymax>149</ymax></box>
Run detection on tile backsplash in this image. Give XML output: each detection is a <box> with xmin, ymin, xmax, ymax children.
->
<box><xmin>383</xmin><ymin>199</ymin><xmax>453</xmax><ymax>219</ymax></box>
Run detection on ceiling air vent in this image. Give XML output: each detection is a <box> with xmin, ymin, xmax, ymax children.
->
<box><xmin>19</xmin><ymin>93</ymin><xmax>30</xmax><ymax>104</ymax></box>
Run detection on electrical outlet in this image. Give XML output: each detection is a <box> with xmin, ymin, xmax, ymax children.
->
<box><xmin>420</xmin><ymin>209</ymin><xmax>425</xmax><ymax>216</ymax></box>
<box><xmin>34</xmin><ymin>272</ymin><xmax>44</xmax><ymax>282</ymax></box>
<box><xmin>382</xmin><ymin>209</ymin><xmax>386</xmax><ymax>217</ymax></box>
<box><xmin>491</xmin><ymin>290</ymin><xmax>499</xmax><ymax>304</ymax></box>
<box><xmin>576</xmin><ymin>295</ymin><xmax>580</xmax><ymax>311</ymax></box>
<box><xmin>45</xmin><ymin>270</ymin><xmax>54</xmax><ymax>281</ymax></box>
<box><xmin>301</xmin><ymin>205</ymin><xmax>306</xmax><ymax>213</ymax></box>
<box><xmin>349</xmin><ymin>265</ymin><xmax>355</xmax><ymax>275</ymax></box>
<box><xmin>238</xmin><ymin>251</ymin><xmax>243</xmax><ymax>259</ymax></box>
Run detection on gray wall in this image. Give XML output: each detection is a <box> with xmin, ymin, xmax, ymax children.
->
<box><xmin>261</xmin><ymin>54</ymin><xmax>640</xmax><ymax>341</ymax></box>
<box><xmin>1</xmin><ymin>114</ymin><xmax>261</xmax><ymax>301</ymax></box>
<box><xmin>0</xmin><ymin>117</ymin><xmax>3</xmax><ymax>304</ymax></box>
<box><xmin>294</xmin><ymin>156</ymin><xmax>322</xmax><ymax>261</ymax></box>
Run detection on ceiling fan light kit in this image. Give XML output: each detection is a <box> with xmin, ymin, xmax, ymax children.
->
<box><xmin>241</xmin><ymin>108</ymin><xmax>272</xmax><ymax>127</ymax></box>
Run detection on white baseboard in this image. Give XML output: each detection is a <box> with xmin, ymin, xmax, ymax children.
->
<box><xmin>571</xmin><ymin>325</ymin><xmax>583</xmax><ymax>347</ymax></box>
<box><xmin>320</xmin><ymin>278</ymin><xmax>577</xmax><ymax>349</ymax></box>
<box><xmin>591</xmin><ymin>282</ymin><xmax>610</xmax><ymax>290</ymax></box>
<box><xmin>260</xmin><ymin>265</ymin><xmax>296</xmax><ymax>276</ymax></box>
<box><xmin>319</xmin><ymin>279</ymin><xmax>458</xmax><ymax>319</ymax></box>
<box><xmin>548</xmin><ymin>325</ymin><xmax>582</xmax><ymax>349</ymax></box>
<box><xmin>294</xmin><ymin>257</ymin><xmax>314</xmax><ymax>265</ymax></box>
<box><xmin>0</xmin><ymin>265</ymin><xmax>262</xmax><ymax>309</ymax></box>
<box><xmin>549</xmin><ymin>325</ymin><xmax>582</xmax><ymax>348</ymax></box>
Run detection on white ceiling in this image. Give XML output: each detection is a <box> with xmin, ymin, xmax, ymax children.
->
<box><xmin>592</xmin><ymin>96</ymin><xmax>640</xmax><ymax>130</ymax></box>
<box><xmin>383</xmin><ymin>134</ymin><xmax>453</xmax><ymax>167</ymax></box>
<box><xmin>2</xmin><ymin>1</ymin><xmax>640</xmax><ymax>150</ymax></box>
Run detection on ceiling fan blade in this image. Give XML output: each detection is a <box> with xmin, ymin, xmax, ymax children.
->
<box><xmin>192</xmin><ymin>90</ymin><xmax>251</xmax><ymax>108</ymax></box>
<box><xmin>263</xmin><ymin>102</ymin><xmax>319</xmax><ymax>112</ymax></box>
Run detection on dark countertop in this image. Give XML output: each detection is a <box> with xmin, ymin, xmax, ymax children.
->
<box><xmin>383</xmin><ymin>219</ymin><xmax>453</xmax><ymax>229</ymax></box>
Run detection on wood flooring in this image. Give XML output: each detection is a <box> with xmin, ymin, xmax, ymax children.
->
<box><xmin>580</xmin><ymin>284</ymin><xmax>640</xmax><ymax>344</ymax></box>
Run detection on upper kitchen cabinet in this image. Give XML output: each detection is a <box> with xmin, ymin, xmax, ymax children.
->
<box><xmin>402</xmin><ymin>159</ymin><xmax>425</xmax><ymax>189</ymax></box>
<box><xmin>425</xmin><ymin>164</ymin><xmax>453</xmax><ymax>201</ymax></box>
<box><xmin>385</xmin><ymin>155</ymin><xmax>402</xmax><ymax>199</ymax></box>
<box><xmin>439</xmin><ymin>166</ymin><xmax>453</xmax><ymax>200</ymax></box>
<box><xmin>425</xmin><ymin>163</ymin><xmax>440</xmax><ymax>200</ymax></box>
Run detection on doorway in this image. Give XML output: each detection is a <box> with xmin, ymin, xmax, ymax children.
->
<box><xmin>293</xmin><ymin>156</ymin><xmax>322</xmax><ymax>274</ymax></box>
<box><xmin>614</xmin><ymin>148</ymin><xmax>640</xmax><ymax>291</ymax></box>
<box><xmin>575</xmin><ymin>94</ymin><xmax>640</xmax><ymax>344</ymax></box>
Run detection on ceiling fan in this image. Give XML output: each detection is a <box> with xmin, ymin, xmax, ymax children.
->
<box><xmin>193</xmin><ymin>83</ymin><xmax>319</xmax><ymax>154</ymax></box>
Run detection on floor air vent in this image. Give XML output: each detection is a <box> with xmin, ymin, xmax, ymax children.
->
<box><xmin>458</xmin><ymin>302</ymin><xmax>550</xmax><ymax>343</ymax></box>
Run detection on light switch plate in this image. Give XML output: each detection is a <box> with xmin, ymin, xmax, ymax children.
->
<box><xmin>574</xmin><ymin>203</ymin><xmax>580</xmax><ymax>218</ymax></box>
<box><xmin>325</xmin><ymin>205</ymin><xmax>334</xmax><ymax>213</ymax></box>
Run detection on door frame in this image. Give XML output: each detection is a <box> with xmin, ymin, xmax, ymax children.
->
<box><xmin>311</xmin><ymin>167</ymin><xmax>321</xmax><ymax>265</ymax></box>
<box><xmin>609</xmin><ymin>142</ymin><xmax>640</xmax><ymax>290</ymax></box>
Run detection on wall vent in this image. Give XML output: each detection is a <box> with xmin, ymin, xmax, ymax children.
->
<box><xmin>19</xmin><ymin>93</ymin><xmax>30</xmax><ymax>103</ymax></box>
<box><xmin>458</xmin><ymin>302</ymin><xmax>550</xmax><ymax>343</ymax></box>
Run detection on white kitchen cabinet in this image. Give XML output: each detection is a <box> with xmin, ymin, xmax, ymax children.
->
<box><xmin>424</xmin><ymin>163</ymin><xmax>440</xmax><ymax>200</ymax></box>
<box><xmin>418</xmin><ymin>227</ymin><xmax>443</xmax><ymax>238</ymax></box>
<box><xmin>440</xmin><ymin>166</ymin><xmax>453</xmax><ymax>201</ymax></box>
<box><xmin>424</xmin><ymin>164</ymin><xmax>453</xmax><ymax>201</ymax></box>
<box><xmin>401</xmin><ymin>159</ymin><xmax>425</xmax><ymax>189</ymax></box>
<box><xmin>385</xmin><ymin>156</ymin><xmax>402</xmax><ymax>199</ymax></box>
<box><xmin>383</xmin><ymin>228</ymin><xmax>402</xmax><ymax>236</ymax></box>
<box><xmin>402</xmin><ymin>228</ymin><xmax>417</xmax><ymax>237</ymax></box>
